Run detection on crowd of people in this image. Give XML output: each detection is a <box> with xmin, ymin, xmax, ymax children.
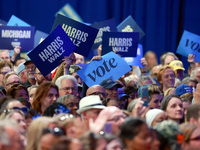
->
<box><xmin>0</xmin><ymin>45</ymin><xmax>200</xmax><ymax>150</ymax></box>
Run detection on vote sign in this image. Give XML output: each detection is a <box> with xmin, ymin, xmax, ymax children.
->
<box><xmin>77</xmin><ymin>51</ymin><xmax>131</xmax><ymax>87</ymax></box>
<box><xmin>176</xmin><ymin>30</ymin><xmax>200</xmax><ymax>62</ymax></box>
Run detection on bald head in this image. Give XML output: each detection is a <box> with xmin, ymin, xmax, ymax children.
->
<box><xmin>86</xmin><ymin>85</ymin><xmax>106</xmax><ymax>100</ymax></box>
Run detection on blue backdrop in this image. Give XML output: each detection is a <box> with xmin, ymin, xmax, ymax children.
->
<box><xmin>1</xmin><ymin>0</ymin><xmax>200</xmax><ymax>69</ymax></box>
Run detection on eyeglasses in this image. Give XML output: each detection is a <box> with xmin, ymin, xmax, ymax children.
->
<box><xmin>6</xmin><ymin>81</ymin><xmax>22</xmax><ymax>86</ymax></box>
<box><xmin>42</xmin><ymin>127</ymin><xmax>66</xmax><ymax>136</ymax></box>
<box><xmin>59</xmin><ymin>114</ymin><xmax>74</xmax><ymax>121</ymax></box>
<box><xmin>60</xmin><ymin>87</ymin><xmax>77</xmax><ymax>92</ymax></box>
<box><xmin>89</xmin><ymin>92</ymin><xmax>108</xmax><ymax>98</ymax></box>
<box><xmin>3</xmin><ymin>106</ymin><xmax>29</xmax><ymax>114</ymax></box>
<box><xmin>12</xmin><ymin>106</ymin><xmax>29</xmax><ymax>114</ymax></box>
<box><xmin>108</xmin><ymin>115</ymin><xmax>126</xmax><ymax>122</ymax></box>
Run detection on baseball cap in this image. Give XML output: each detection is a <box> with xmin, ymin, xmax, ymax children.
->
<box><xmin>17</xmin><ymin>62</ymin><xmax>25</xmax><ymax>75</ymax></box>
<box><xmin>169</xmin><ymin>60</ymin><xmax>185</xmax><ymax>71</ymax></box>
<box><xmin>100</xmin><ymin>78</ymin><xmax>122</xmax><ymax>89</ymax></box>
<box><xmin>24</xmin><ymin>57</ymin><xmax>33</xmax><ymax>66</ymax></box>
<box><xmin>175</xmin><ymin>84</ymin><xmax>193</xmax><ymax>96</ymax></box>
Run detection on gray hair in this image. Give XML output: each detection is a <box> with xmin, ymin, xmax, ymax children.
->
<box><xmin>57</xmin><ymin>94</ymin><xmax>76</xmax><ymax>106</ymax></box>
<box><xmin>55</xmin><ymin>75</ymin><xmax>78</xmax><ymax>90</ymax></box>
<box><xmin>124</xmin><ymin>76</ymin><xmax>137</xmax><ymax>85</ymax></box>
<box><xmin>137</xmin><ymin>76</ymin><xmax>155</xmax><ymax>88</ymax></box>
<box><xmin>182</xmin><ymin>77</ymin><xmax>198</xmax><ymax>85</ymax></box>
<box><xmin>127</xmin><ymin>99</ymin><xmax>138</xmax><ymax>113</ymax></box>
<box><xmin>160</xmin><ymin>52</ymin><xmax>178</xmax><ymax>65</ymax></box>
<box><xmin>190</xmin><ymin>67</ymin><xmax>200</xmax><ymax>79</ymax></box>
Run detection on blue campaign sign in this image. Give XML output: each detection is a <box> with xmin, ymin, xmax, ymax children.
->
<box><xmin>51</xmin><ymin>14</ymin><xmax>99</xmax><ymax>57</ymax></box>
<box><xmin>28</xmin><ymin>25</ymin><xmax>76</xmax><ymax>77</ymax></box>
<box><xmin>0</xmin><ymin>26</ymin><xmax>34</xmax><ymax>51</ymax></box>
<box><xmin>117</xmin><ymin>15</ymin><xmax>145</xmax><ymax>40</ymax></box>
<box><xmin>77</xmin><ymin>51</ymin><xmax>131</xmax><ymax>87</ymax></box>
<box><xmin>7</xmin><ymin>15</ymin><xmax>30</xmax><ymax>26</ymax></box>
<box><xmin>34</xmin><ymin>30</ymin><xmax>48</xmax><ymax>48</ymax></box>
<box><xmin>0</xmin><ymin>19</ymin><xmax>7</xmax><ymax>26</ymax></box>
<box><xmin>91</xmin><ymin>18</ymin><xmax>117</xmax><ymax>49</ymax></box>
<box><xmin>101</xmin><ymin>32</ymin><xmax>139</xmax><ymax>57</ymax></box>
<box><xmin>176</xmin><ymin>30</ymin><xmax>200</xmax><ymax>62</ymax></box>
<box><xmin>123</xmin><ymin>44</ymin><xmax>144</xmax><ymax>68</ymax></box>
<box><xmin>55</xmin><ymin>3</ymin><xmax>84</xmax><ymax>23</ymax></box>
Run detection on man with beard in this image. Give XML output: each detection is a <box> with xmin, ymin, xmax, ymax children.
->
<box><xmin>34</xmin><ymin>67</ymin><xmax>51</xmax><ymax>85</ymax></box>
<box><xmin>23</xmin><ymin>58</ymin><xmax>36</xmax><ymax>88</ymax></box>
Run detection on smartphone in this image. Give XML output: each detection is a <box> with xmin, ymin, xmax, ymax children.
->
<box><xmin>140</xmin><ymin>85</ymin><xmax>149</xmax><ymax>107</ymax></box>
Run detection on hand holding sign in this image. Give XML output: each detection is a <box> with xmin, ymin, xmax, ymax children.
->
<box><xmin>176</xmin><ymin>30</ymin><xmax>200</xmax><ymax>62</ymax></box>
<box><xmin>28</xmin><ymin>25</ymin><xmax>76</xmax><ymax>77</ymax></box>
<box><xmin>77</xmin><ymin>52</ymin><xmax>131</xmax><ymax>87</ymax></box>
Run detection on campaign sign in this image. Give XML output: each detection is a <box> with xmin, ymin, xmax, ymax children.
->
<box><xmin>117</xmin><ymin>15</ymin><xmax>145</xmax><ymax>40</ymax></box>
<box><xmin>77</xmin><ymin>51</ymin><xmax>131</xmax><ymax>87</ymax></box>
<box><xmin>51</xmin><ymin>14</ymin><xmax>99</xmax><ymax>57</ymax></box>
<box><xmin>0</xmin><ymin>26</ymin><xmax>34</xmax><ymax>51</ymax></box>
<box><xmin>91</xmin><ymin>18</ymin><xmax>117</xmax><ymax>49</ymax></box>
<box><xmin>7</xmin><ymin>15</ymin><xmax>30</xmax><ymax>26</ymax></box>
<box><xmin>55</xmin><ymin>3</ymin><xmax>84</xmax><ymax>23</ymax></box>
<box><xmin>176</xmin><ymin>30</ymin><xmax>200</xmax><ymax>62</ymax></box>
<box><xmin>34</xmin><ymin>30</ymin><xmax>48</xmax><ymax>48</ymax></box>
<box><xmin>0</xmin><ymin>19</ymin><xmax>7</xmax><ymax>26</ymax></box>
<box><xmin>123</xmin><ymin>44</ymin><xmax>144</xmax><ymax>68</ymax></box>
<box><xmin>28</xmin><ymin>25</ymin><xmax>76</xmax><ymax>77</ymax></box>
<box><xmin>101</xmin><ymin>32</ymin><xmax>139</xmax><ymax>57</ymax></box>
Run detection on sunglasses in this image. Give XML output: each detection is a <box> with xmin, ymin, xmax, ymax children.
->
<box><xmin>59</xmin><ymin>114</ymin><xmax>74</xmax><ymax>121</ymax></box>
<box><xmin>42</xmin><ymin>127</ymin><xmax>66</xmax><ymax>137</ymax></box>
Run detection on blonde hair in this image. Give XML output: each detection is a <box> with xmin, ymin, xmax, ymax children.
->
<box><xmin>26</xmin><ymin>117</ymin><xmax>54</xmax><ymax>150</ymax></box>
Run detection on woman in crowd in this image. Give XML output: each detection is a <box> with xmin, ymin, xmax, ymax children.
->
<box><xmin>26</xmin><ymin>116</ymin><xmax>55</xmax><ymax>150</ymax></box>
<box><xmin>56</xmin><ymin>94</ymin><xmax>79</xmax><ymax>116</ymax></box>
<box><xmin>32</xmin><ymin>81</ymin><xmax>59</xmax><ymax>115</ymax></box>
<box><xmin>119</xmin><ymin>117</ymin><xmax>152</xmax><ymax>150</ymax></box>
<box><xmin>145</xmin><ymin>109</ymin><xmax>167</xmax><ymax>127</ymax></box>
<box><xmin>7</xmin><ymin>83</ymin><xmax>29</xmax><ymax>101</ymax></box>
<box><xmin>0</xmin><ymin>60</ymin><xmax>13</xmax><ymax>87</ymax></box>
<box><xmin>161</xmin><ymin>95</ymin><xmax>184</xmax><ymax>123</ymax></box>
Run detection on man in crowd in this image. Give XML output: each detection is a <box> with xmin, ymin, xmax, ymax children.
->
<box><xmin>86</xmin><ymin>85</ymin><xmax>107</xmax><ymax>100</ymax></box>
<box><xmin>23</xmin><ymin>58</ymin><xmax>36</xmax><ymax>88</ymax></box>
<box><xmin>55</xmin><ymin>75</ymin><xmax>78</xmax><ymax>97</ymax></box>
<box><xmin>100</xmin><ymin>78</ymin><xmax>122</xmax><ymax>100</ymax></box>
<box><xmin>77</xmin><ymin>95</ymin><xmax>106</xmax><ymax>130</ymax></box>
